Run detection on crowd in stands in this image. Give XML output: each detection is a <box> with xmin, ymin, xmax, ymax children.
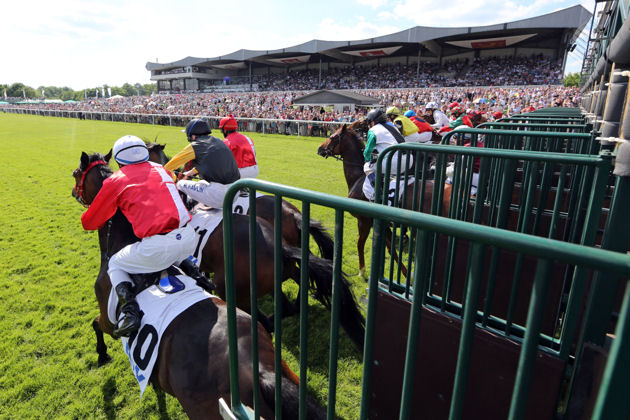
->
<box><xmin>252</xmin><ymin>55</ymin><xmax>562</xmax><ymax>91</ymax></box>
<box><xmin>2</xmin><ymin>85</ymin><xmax>579</xmax><ymax>123</ymax></box>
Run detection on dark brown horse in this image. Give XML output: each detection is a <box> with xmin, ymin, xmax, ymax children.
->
<box><xmin>317</xmin><ymin>122</ymin><xmax>451</xmax><ymax>278</ymax></box>
<box><xmin>81</xmin><ymin>150</ymin><xmax>365</xmax><ymax>351</ymax></box>
<box><xmin>72</xmin><ymin>152</ymin><xmax>327</xmax><ymax>419</ymax></box>
<box><xmin>147</xmin><ymin>142</ymin><xmax>334</xmax><ymax>260</ymax></box>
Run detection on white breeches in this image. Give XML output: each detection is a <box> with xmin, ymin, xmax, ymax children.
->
<box><xmin>177</xmin><ymin>179</ymin><xmax>231</xmax><ymax>209</ymax></box>
<box><xmin>417</xmin><ymin>131</ymin><xmax>433</xmax><ymax>143</ymax></box>
<box><xmin>108</xmin><ymin>225</ymin><xmax>196</xmax><ymax>288</ymax></box>
<box><xmin>239</xmin><ymin>165</ymin><xmax>259</xmax><ymax>178</ymax></box>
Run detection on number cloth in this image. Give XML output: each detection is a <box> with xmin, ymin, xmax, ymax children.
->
<box><xmin>112</xmin><ymin>274</ymin><xmax>215</xmax><ymax>396</ymax></box>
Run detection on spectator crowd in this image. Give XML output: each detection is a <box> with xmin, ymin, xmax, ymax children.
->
<box><xmin>1</xmin><ymin>55</ymin><xmax>576</xmax><ymax>123</ymax></box>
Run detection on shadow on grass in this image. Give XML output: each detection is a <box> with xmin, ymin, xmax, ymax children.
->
<box><xmin>101</xmin><ymin>376</ymin><xmax>116</xmax><ymax>420</ymax></box>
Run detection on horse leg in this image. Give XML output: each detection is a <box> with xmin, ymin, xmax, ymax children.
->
<box><xmin>357</xmin><ymin>216</ymin><xmax>373</xmax><ymax>280</ymax></box>
<box><xmin>385</xmin><ymin>227</ymin><xmax>408</xmax><ymax>277</ymax></box>
<box><xmin>92</xmin><ymin>315</ymin><xmax>111</xmax><ymax>367</ymax></box>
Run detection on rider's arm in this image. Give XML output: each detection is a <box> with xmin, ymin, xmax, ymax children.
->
<box><xmin>81</xmin><ymin>181</ymin><xmax>119</xmax><ymax>231</ymax></box>
<box><xmin>164</xmin><ymin>144</ymin><xmax>196</xmax><ymax>172</ymax></box>
<box><xmin>363</xmin><ymin>130</ymin><xmax>377</xmax><ymax>162</ymax></box>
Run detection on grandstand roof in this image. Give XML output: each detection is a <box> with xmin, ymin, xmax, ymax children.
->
<box><xmin>146</xmin><ymin>5</ymin><xmax>591</xmax><ymax>72</ymax></box>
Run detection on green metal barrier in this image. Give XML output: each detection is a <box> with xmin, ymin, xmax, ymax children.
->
<box><xmin>220</xmin><ymin>174</ymin><xmax>630</xmax><ymax>419</ymax></box>
<box><xmin>478</xmin><ymin>121</ymin><xmax>592</xmax><ymax>133</ymax></box>
<box><xmin>441</xmin><ymin>127</ymin><xmax>598</xmax><ymax>154</ymax></box>
<box><xmin>372</xmin><ymin>144</ymin><xmax>613</xmax><ymax>342</ymax></box>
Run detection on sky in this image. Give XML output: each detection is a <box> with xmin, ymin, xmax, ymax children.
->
<box><xmin>1</xmin><ymin>0</ymin><xmax>595</xmax><ymax>90</ymax></box>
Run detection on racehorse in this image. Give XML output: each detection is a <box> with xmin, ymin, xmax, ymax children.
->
<box><xmin>72</xmin><ymin>152</ymin><xmax>327</xmax><ymax>419</ymax></box>
<box><xmin>317</xmin><ymin>122</ymin><xmax>452</xmax><ymax>278</ymax></box>
<box><xmin>79</xmin><ymin>150</ymin><xmax>365</xmax><ymax>351</ymax></box>
<box><xmin>147</xmin><ymin>142</ymin><xmax>334</xmax><ymax>261</ymax></box>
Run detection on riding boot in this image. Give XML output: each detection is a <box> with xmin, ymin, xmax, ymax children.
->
<box><xmin>114</xmin><ymin>282</ymin><xmax>141</xmax><ymax>338</ymax></box>
<box><xmin>179</xmin><ymin>258</ymin><xmax>216</xmax><ymax>293</ymax></box>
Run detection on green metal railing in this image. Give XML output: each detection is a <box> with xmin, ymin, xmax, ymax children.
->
<box><xmin>373</xmin><ymin>144</ymin><xmax>613</xmax><ymax>344</ymax></box>
<box><xmin>221</xmin><ymin>176</ymin><xmax>630</xmax><ymax>420</ymax></box>
<box><xmin>441</xmin><ymin>127</ymin><xmax>598</xmax><ymax>154</ymax></box>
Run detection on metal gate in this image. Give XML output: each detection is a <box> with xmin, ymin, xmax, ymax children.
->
<box><xmin>219</xmin><ymin>170</ymin><xmax>630</xmax><ymax>419</ymax></box>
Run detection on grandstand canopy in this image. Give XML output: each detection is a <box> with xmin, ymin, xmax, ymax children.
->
<box><xmin>147</xmin><ymin>4</ymin><xmax>590</xmax><ymax>93</ymax></box>
<box><xmin>292</xmin><ymin>90</ymin><xmax>379</xmax><ymax>107</ymax></box>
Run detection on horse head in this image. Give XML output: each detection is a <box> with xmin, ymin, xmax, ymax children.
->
<box><xmin>72</xmin><ymin>150</ymin><xmax>113</xmax><ymax>207</ymax></box>
<box><xmin>146</xmin><ymin>142</ymin><xmax>168</xmax><ymax>165</ymax></box>
<box><xmin>317</xmin><ymin>123</ymin><xmax>366</xmax><ymax>160</ymax></box>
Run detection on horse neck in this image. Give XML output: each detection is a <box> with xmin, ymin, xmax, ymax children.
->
<box><xmin>341</xmin><ymin>133</ymin><xmax>366</xmax><ymax>191</ymax></box>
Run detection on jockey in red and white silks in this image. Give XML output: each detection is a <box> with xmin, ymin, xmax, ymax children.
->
<box><xmin>220</xmin><ymin>114</ymin><xmax>259</xmax><ymax>179</ymax></box>
<box><xmin>81</xmin><ymin>135</ymin><xmax>196</xmax><ymax>337</ymax></box>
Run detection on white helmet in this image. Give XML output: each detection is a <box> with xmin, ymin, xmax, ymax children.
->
<box><xmin>112</xmin><ymin>135</ymin><xmax>149</xmax><ymax>165</ymax></box>
<box><xmin>426</xmin><ymin>101</ymin><xmax>439</xmax><ymax>110</ymax></box>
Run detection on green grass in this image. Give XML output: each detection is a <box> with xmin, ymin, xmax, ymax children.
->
<box><xmin>0</xmin><ymin>113</ymin><xmax>373</xmax><ymax>419</ymax></box>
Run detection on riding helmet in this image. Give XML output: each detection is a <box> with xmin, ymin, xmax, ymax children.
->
<box><xmin>219</xmin><ymin>114</ymin><xmax>238</xmax><ymax>131</ymax></box>
<box><xmin>112</xmin><ymin>135</ymin><xmax>149</xmax><ymax>165</ymax></box>
<box><xmin>183</xmin><ymin>118</ymin><xmax>211</xmax><ymax>138</ymax></box>
<box><xmin>366</xmin><ymin>108</ymin><xmax>387</xmax><ymax>124</ymax></box>
<box><xmin>404</xmin><ymin>110</ymin><xmax>416</xmax><ymax>118</ymax></box>
<box><xmin>385</xmin><ymin>106</ymin><xmax>401</xmax><ymax>116</ymax></box>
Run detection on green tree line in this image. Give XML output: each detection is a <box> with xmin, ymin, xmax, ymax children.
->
<box><xmin>0</xmin><ymin>82</ymin><xmax>157</xmax><ymax>100</ymax></box>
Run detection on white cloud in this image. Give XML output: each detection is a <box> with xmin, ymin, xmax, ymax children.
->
<box><xmin>355</xmin><ymin>0</ymin><xmax>390</xmax><ymax>9</ymax></box>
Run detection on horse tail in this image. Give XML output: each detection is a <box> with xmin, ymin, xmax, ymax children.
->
<box><xmin>258</xmin><ymin>368</ymin><xmax>326</xmax><ymax>420</ymax></box>
<box><xmin>292</xmin><ymin>211</ymin><xmax>335</xmax><ymax>260</ymax></box>
<box><xmin>283</xmin><ymin>245</ymin><xmax>366</xmax><ymax>352</ymax></box>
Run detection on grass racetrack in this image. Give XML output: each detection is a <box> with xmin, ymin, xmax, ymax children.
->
<box><xmin>0</xmin><ymin>113</ymin><xmax>371</xmax><ymax>419</ymax></box>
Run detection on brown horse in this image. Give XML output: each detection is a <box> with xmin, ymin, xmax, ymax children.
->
<box><xmin>317</xmin><ymin>122</ymin><xmax>451</xmax><ymax>278</ymax></box>
<box><xmin>80</xmin><ymin>150</ymin><xmax>365</xmax><ymax>351</ymax></box>
<box><xmin>72</xmin><ymin>152</ymin><xmax>327</xmax><ymax>419</ymax></box>
<box><xmin>147</xmin><ymin>142</ymin><xmax>334</xmax><ymax>260</ymax></box>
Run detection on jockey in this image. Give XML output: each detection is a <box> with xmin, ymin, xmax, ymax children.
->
<box><xmin>218</xmin><ymin>114</ymin><xmax>259</xmax><ymax>178</ymax></box>
<box><xmin>404</xmin><ymin>110</ymin><xmax>434</xmax><ymax>143</ymax></box>
<box><xmin>450</xmin><ymin>105</ymin><xmax>464</xmax><ymax>121</ymax></box>
<box><xmin>385</xmin><ymin>106</ymin><xmax>422</xmax><ymax>143</ymax></box>
<box><xmin>164</xmin><ymin>118</ymin><xmax>240</xmax><ymax>208</ymax></box>
<box><xmin>81</xmin><ymin>135</ymin><xmax>212</xmax><ymax>338</ymax></box>
<box><xmin>425</xmin><ymin>101</ymin><xmax>449</xmax><ymax>130</ymax></box>
<box><xmin>362</xmin><ymin>108</ymin><xmax>412</xmax><ymax>201</ymax></box>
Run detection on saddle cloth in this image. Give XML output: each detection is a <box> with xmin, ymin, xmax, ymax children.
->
<box><xmin>107</xmin><ymin>275</ymin><xmax>216</xmax><ymax>396</ymax></box>
<box><xmin>189</xmin><ymin>191</ymin><xmax>265</xmax><ymax>267</ymax></box>
<box><xmin>363</xmin><ymin>176</ymin><xmax>416</xmax><ymax>205</ymax></box>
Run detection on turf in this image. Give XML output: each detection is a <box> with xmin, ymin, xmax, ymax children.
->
<box><xmin>0</xmin><ymin>113</ymin><xmax>372</xmax><ymax>419</ymax></box>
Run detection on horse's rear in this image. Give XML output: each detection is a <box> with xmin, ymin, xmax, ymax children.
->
<box><xmin>154</xmin><ymin>297</ymin><xmax>325</xmax><ymax>420</ymax></box>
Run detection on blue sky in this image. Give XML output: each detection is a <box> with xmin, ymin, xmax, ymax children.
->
<box><xmin>1</xmin><ymin>0</ymin><xmax>593</xmax><ymax>90</ymax></box>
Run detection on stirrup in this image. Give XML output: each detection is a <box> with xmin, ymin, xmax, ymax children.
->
<box><xmin>179</xmin><ymin>259</ymin><xmax>216</xmax><ymax>293</ymax></box>
<box><xmin>114</xmin><ymin>311</ymin><xmax>140</xmax><ymax>338</ymax></box>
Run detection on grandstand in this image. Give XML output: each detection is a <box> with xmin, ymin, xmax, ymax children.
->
<box><xmin>146</xmin><ymin>5</ymin><xmax>591</xmax><ymax>93</ymax></box>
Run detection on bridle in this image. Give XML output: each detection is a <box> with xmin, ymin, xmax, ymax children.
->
<box><xmin>320</xmin><ymin>129</ymin><xmax>366</xmax><ymax>167</ymax></box>
<box><xmin>319</xmin><ymin>131</ymin><xmax>343</xmax><ymax>161</ymax></box>
<box><xmin>73</xmin><ymin>160</ymin><xmax>107</xmax><ymax>208</ymax></box>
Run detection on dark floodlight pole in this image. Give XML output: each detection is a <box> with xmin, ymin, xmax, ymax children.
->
<box><xmin>319</xmin><ymin>57</ymin><xmax>322</xmax><ymax>89</ymax></box>
<box><xmin>416</xmin><ymin>46</ymin><xmax>422</xmax><ymax>81</ymax></box>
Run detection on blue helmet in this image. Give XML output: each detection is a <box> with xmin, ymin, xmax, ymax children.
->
<box><xmin>404</xmin><ymin>110</ymin><xmax>416</xmax><ymax>118</ymax></box>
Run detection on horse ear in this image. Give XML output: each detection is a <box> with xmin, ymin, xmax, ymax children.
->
<box><xmin>80</xmin><ymin>152</ymin><xmax>89</xmax><ymax>169</ymax></box>
<box><xmin>104</xmin><ymin>149</ymin><xmax>112</xmax><ymax>163</ymax></box>
<box><xmin>159</xmin><ymin>144</ymin><xmax>165</xmax><ymax>151</ymax></box>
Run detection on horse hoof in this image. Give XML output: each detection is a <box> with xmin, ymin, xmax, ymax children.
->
<box><xmin>97</xmin><ymin>354</ymin><xmax>112</xmax><ymax>367</ymax></box>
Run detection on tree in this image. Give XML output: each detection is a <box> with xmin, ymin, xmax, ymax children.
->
<box><xmin>564</xmin><ymin>72</ymin><xmax>580</xmax><ymax>87</ymax></box>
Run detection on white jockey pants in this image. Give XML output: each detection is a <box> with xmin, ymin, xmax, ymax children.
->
<box><xmin>239</xmin><ymin>165</ymin><xmax>259</xmax><ymax>179</ymax></box>
<box><xmin>108</xmin><ymin>224</ymin><xmax>196</xmax><ymax>288</ymax></box>
<box><xmin>177</xmin><ymin>179</ymin><xmax>231</xmax><ymax>209</ymax></box>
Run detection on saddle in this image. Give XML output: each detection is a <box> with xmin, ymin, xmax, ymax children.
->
<box><xmin>130</xmin><ymin>266</ymin><xmax>181</xmax><ymax>294</ymax></box>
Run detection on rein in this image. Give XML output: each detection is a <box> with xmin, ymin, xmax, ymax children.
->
<box><xmin>75</xmin><ymin>160</ymin><xmax>107</xmax><ymax>208</ymax></box>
